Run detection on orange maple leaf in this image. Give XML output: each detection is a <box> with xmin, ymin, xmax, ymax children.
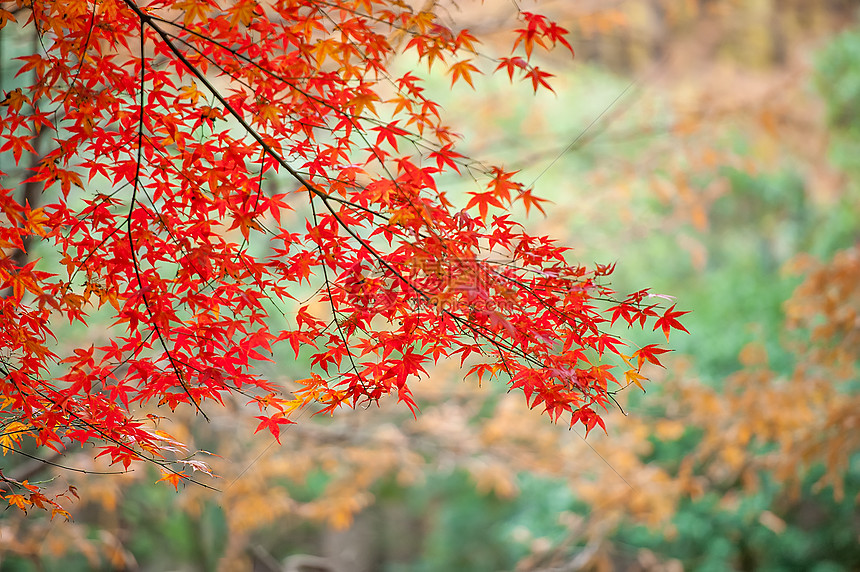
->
<box><xmin>156</xmin><ymin>470</ymin><xmax>188</xmax><ymax>492</ymax></box>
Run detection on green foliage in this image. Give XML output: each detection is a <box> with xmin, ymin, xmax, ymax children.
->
<box><xmin>616</xmin><ymin>461</ymin><xmax>860</xmax><ymax>571</ymax></box>
<box><xmin>120</xmin><ymin>477</ymin><xmax>228</xmax><ymax>570</ymax></box>
<box><xmin>392</xmin><ymin>471</ymin><xmax>572</xmax><ymax>572</ymax></box>
<box><xmin>593</xmin><ymin>24</ymin><xmax>860</xmax><ymax>571</ymax></box>
<box><xmin>815</xmin><ymin>28</ymin><xmax>860</xmax><ymax>175</ymax></box>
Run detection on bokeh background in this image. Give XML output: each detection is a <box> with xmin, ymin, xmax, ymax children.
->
<box><xmin>2</xmin><ymin>0</ymin><xmax>860</xmax><ymax>570</ymax></box>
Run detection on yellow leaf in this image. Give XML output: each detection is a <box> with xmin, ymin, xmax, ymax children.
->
<box><xmin>173</xmin><ymin>0</ymin><xmax>212</xmax><ymax>25</ymax></box>
<box><xmin>178</xmin><ymin>84</ymin><xmax>202</xmax><ymax>105</ymax></box>
<box><xmin>4</xmin><ymin>493</ymin><xmax>30</xmax><ymax>513</ymax></box>
<box><xmin>24</xmin><ymin>206</ymin><xmax>50</xmax><ymax>238</ymax></box>
<box><xmin>228</xmin><ymin>0</ymin><xmax>258</xmax><ymax>27</ymax></box>
<box><xmin>624</xmin><ymin>368</ymin><xmax>646</xmax><ymax>391</ymax></box>
<box><xmin>0</xmin><ymin>421</ymin><xmax>31</xmax><ymax>455</ymax></box>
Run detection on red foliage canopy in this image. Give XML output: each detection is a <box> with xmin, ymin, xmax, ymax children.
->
<box><xmin>0</xmin><ymin>0</ymin><xmax>686</xmax><ymax>511</ymax></box>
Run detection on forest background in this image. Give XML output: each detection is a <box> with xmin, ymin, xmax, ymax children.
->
<box><xmin>1</xmin><ymin>0</ymin><xmax>860</xmax><ymax>570</ymax></box>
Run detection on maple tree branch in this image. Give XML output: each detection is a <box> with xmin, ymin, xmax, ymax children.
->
<box><xmin>1</xmin><ymin>365</ymin><xmax>220</xmax><ymax>492</ymax></box>
<box><xmin>129</xmin><ymin>4</ymin><xmax>331</xmax><ymax>203</ymax></box>
<box><xmin>0</xmin><ymin>443</ymin><xmax>126</xmax><ymax>480</ymax></box>
<box><xmin>126</xmin><ymin>11</ymin><xmax>209</xmax><ymax>421</ymax></box>
<box><xmin>49</xmin><ymin>0</ymin><xmax>98</xmax><ymax>119</ymax></box>
<box><xmin>0</xmin><ymin>0</ymin><xmax>688</xmax><ymax>513</ymax></box>
<box><xmin>145</xmin><ymin>10</ymin><xmax>492</xmax><ymax>268</ymax></box>
<box><xmin>301</xmin><ymin>194</ymin><xmax>367</xmax><ymax>399</ymax></box>
<box><xmin>121</xmin><ymin>4</ymin><xmax>492</xmax><ymax>362</ymax></box>
<box><xmin>147</xmin><ymin>12</ymin><xmax>482</xmax><ymax>177</ymax></box>
<box><xmin>0</xmin><ymin>361</ymin><xmax>215</xmax><ymax>490</ymax></box>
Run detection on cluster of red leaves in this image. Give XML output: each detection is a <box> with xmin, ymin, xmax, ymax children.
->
<box><xmin>0</xmin><ymin>0</ymin><xmax>686</xmax><ymax>513</ymax></box>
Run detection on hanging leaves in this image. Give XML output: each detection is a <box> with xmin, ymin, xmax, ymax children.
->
<box><xmin>0</xmin><ymin>0</ymin><xmax>684</xmax><ymax>515</ymax></box>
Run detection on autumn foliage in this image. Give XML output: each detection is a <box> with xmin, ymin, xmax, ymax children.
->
<box><xmin>0</xmin><ymin>0</ymin><xmax>685</xmax><ymax>515</ymax></box>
